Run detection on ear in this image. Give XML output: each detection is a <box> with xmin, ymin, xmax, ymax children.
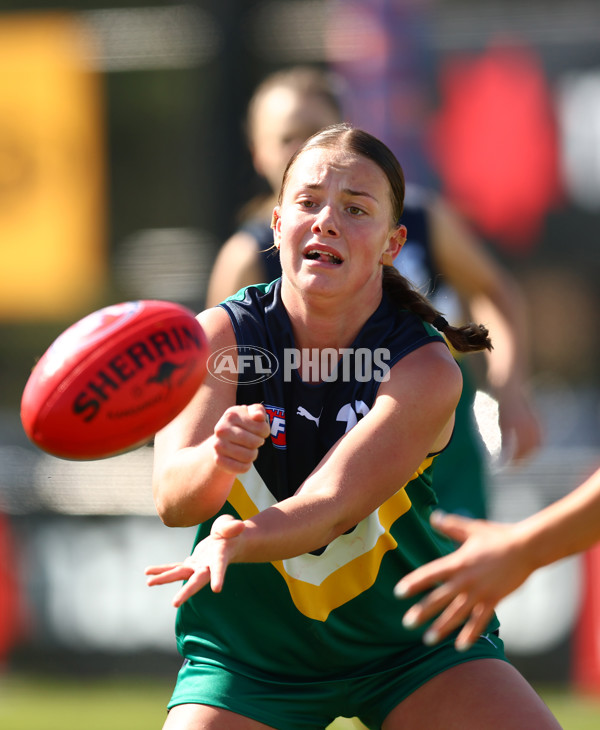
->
<box><xmin>271</xmin><ymin>206</ymin><xmax>282</xmax><ymax>248</ymax></box>
<box><xmin>382</xmin><ymin>224</ymin><xmax>407</xmax><ymax>265</ymax></box>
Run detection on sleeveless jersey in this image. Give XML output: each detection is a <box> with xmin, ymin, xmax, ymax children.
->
<box><xmin>174</xmin><ymin>281</ymin><xmax>498</xmax><ymax>680</ymax></box>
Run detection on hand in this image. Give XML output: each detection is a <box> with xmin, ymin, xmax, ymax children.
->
<box><xmin>394</xmin><ymin>511</ymin><xmax>534</xmax><ymax>651</ymax></box>
<box><xmin>145</xmin><ymin>515</ymin><xmax>246</xmax><ymax>606</ymax></box>
<box><xmin>497</xmin><ymin>391</ymin><xmax>542</xmax><ymax>463</ymax></box>
<box><xmin>213</xmin><ymin>403</ymin><xmax>271</xmax><ymax>474</ymax></box>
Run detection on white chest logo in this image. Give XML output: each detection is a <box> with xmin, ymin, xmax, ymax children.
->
<box><xmin>296</xmin><ymin>406</ymin><xmax>322</xmax><ymax>427</ymax></box>
<box><xmin>336</xmin><ymin>400</ymin><xmax>370</xmax><ymax>433</ymax></box>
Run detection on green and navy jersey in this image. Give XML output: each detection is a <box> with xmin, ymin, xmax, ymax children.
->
<box><xmin>175</xmin><ymin>280</ymin><xmax>499</xmax><ymax>679</ymax></box>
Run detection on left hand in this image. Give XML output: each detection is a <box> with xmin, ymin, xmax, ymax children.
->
<box><xmin>394</xmin><ymin>511</ymin><xmax>534</xmax><ymax>651</ymax></box>
<box><xmin>497</xmin><ymin>390</ymin><xmax>542</xmax><ymax>462</ymax></box>
<box><xmin>145</xmin><ymin>515</ymin><xmax>246</xmax><ymax>606</ymax></box>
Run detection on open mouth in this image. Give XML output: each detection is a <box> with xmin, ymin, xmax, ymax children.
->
<box><xmin>304</xmin><ymin>250</ymin><xmax>343</xmax><ymax>265</ymax></box>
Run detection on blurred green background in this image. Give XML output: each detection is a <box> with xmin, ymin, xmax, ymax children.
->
<box><xmin>1</xmin><ymin>675</ymin><xmax>600</xmax><ymax>730</ymax></box>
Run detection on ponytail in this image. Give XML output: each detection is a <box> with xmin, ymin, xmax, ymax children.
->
<box><xmin>382</xmin><ymin>266</ymin><xmax>492</xmax><ymax>353</ymax></box>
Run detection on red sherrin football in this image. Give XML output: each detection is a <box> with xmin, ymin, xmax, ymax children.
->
<box><xmin>21</xmin><ymin>300</ymin><xmax>209</xmax><ymax>460</ymax></box>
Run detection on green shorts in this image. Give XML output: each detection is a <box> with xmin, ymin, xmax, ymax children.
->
<box><xmin>167</xmin><ymin>631</ymin><xmax>507</xmax><ymax>730</ymax></box>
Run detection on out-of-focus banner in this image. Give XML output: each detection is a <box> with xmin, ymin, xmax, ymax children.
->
<box><xmin>0</xmin><ymin>13</ymin><xmax>105</xmax><ymax>320</ymax></box>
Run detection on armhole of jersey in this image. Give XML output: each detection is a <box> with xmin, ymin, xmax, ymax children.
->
<box><xmin>428</xmin><ymin>420</ymin><xmax>455</xmax><ymax>457</ymax></box>
<box><xmin>371</xmin><ymin>324</ymin><xmax>454</xmax><ymax>460</ymax></box>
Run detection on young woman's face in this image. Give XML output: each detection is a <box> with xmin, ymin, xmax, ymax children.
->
<box><xmin>274</xmin><ymin>146</ymin><xmax>405</xmax><ymax>300</ymax></box>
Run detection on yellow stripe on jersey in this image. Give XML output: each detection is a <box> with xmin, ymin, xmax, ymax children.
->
<box><xmin>228</xmin><ymin>458</ymin><xmax>434</xmax><ymax>622</ymax></box>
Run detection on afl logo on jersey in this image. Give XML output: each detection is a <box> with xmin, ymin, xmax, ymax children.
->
<box><xmin>207</xmin><ymin>345</ymin><xmax>279</xmax><ymax>384</ymax></box>
<box><xmin>264</xmin><ymin>404</ymin><xmax>286</xmax><ymax>449</ymax></box>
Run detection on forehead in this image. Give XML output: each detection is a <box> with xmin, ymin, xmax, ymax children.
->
<box><xmin>252</xmin><ymin>87</ymin><xmax>338</xmax><ymax>142</ymax></box>
<box><xmin>285</xmin><ymin>146</ymin><xmax>390</xmax><ymax>193</ymax></box>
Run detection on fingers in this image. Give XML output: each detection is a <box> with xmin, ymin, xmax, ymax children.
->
<box><xmin>145</xmin><ymin>563</ymin><xmax>193</xmax><ymax>586</ymax></box>
<box><xmin>146</xmin><ymin>559</ymin><xmax>214</xmax><ymax>605</ymax></box>
<box><xmin>396</xmin><ymin>511</ymin><xmax>511</xmax><ymax>652</ymax></box>
<box><xmin>212</xmin><ymin>514</ymin><xmax>246</xmax><ymax>539</ymax></box>
<box><xmin>401</xmin><ymin>580</ymin><xmax>462</xmax><ymax>631</ymax></box>
<box><xmin>171</xmin><ymin>566</ymin><xmax>211</xmax><ymax>607</ymax></box>
<box><xmin>419</xmin><ymin>592</ymin><xmax>472</xmax><ymax>645</ymax></box>
<box><xmin>208</xmin><ymin>516</ymin><xmax>245</xmax><ymax>592</ymax></box>
<box><xmin>454</xmin><ymin>604</ymin><xmax>496</xmax><ymax>651</ymax></box>
<box><xmin>146</xmin><ymin>559</ymin><xmax>216</xmax><ymax>606</ymax></box>
<box><xmin>147</xmin><ymin>518</ymin><xmax>245</xmax><ymax>606</ymax></box>
<box><xmin>394</xmin><ymin>554</ymin><xmax>455</xmax><ymax>599</ymax></box>
<box><xmin>145</xmin><ymin>562</ymin><xmax>180</xmax><ymax>576</ymax></box>
<box><xmin>428</xmin><ymin>510</ymin><xmax>477</xmax><ymax>543</ymax></box>
<box><xmin>213</xmin><ymin>405</ymin><xmax>271</xmax><ymax>473</ymax></box>
<box><xmin>248</xmin><ymin>402</ymin><xmax>270</xmax><ymax>429</ymax></box>
<box><xmin>401</xmin><ymin>584</ymin><xmax>495</xmax><ymax>652</ymax></box>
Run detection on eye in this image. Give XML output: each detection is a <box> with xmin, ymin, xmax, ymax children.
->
<box><xmin>299</xmin><ymin>199</ymin><xmax>317</xmax><ymax>209</ymax></box>
<box><xmin>347</xmin><ymin>205</ymin><xmax>365</xmax><ymax>216</ymax></box>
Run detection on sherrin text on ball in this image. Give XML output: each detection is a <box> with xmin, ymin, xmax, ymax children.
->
<box><xmin>21</xmin><ymin>300</ymin><xmax>209</xmax><ymax>460</ymax></box>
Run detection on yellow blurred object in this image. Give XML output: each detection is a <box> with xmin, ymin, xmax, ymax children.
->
<box><xmin>0</xmin><ymin>12</ymin><xmax>106</xmax><ymax>320</ymax></box>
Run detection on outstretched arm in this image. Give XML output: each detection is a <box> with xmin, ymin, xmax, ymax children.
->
<box><xmin>395</xmin><ymin>466</ymin><xmax>600</xmax><ymax>650</ymax></box>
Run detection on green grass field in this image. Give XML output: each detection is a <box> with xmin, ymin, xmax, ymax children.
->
<box><xmin>1</xmin><ymin>673</ymin><xmax>600</xmax><ymax>729</ymax></box>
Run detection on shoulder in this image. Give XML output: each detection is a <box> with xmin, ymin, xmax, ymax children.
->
<box><xmin>370</xmin><ymin>342</ymin><xmax>461</xmax><ymax>455</ymax></box>
<box><xmin>209</xmin><ymin>281</ymin><xmax>283</xmax><ymax>350</ymax></box>
<box><xmin>215</xmin><ymin>229</ymin><xmax>263</xmax><ymax>266</ymax></box>
<box><xmin>205</xmin><ymin>230</ymin><xmax>267</xmax><ymax>307</ymax></box>
<box><xmin>381</xmin><ymin>341</ymin><xmax>462</xmax><ymax>409</ymax></box>
<box><xmin>198</xmin><ymin>305</ymin><xmax>236</xmax><ymax>351</ymax></box>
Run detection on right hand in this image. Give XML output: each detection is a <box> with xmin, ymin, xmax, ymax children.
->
<box><xmin>212</xmin><ymin>403</ymin><xmax>271</xmax><ymax>474</ymax></box>
<box><xmin>146</xmin><ymin>514</ymin><xmax>246</xmax><ymax>604</ymax></box>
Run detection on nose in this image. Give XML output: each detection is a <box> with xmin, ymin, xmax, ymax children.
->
<box><xmin>311</xmin><ymin>206</ymin><xmax>339</xmax><ymax>237</ymax></box>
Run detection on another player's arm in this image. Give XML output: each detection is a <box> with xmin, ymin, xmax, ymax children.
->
<box><xmin>429</xmin><ymin>195</ymin><xmax>525</xmax><ymax>382</ymax></box>
<box><xmin>396</xmin><ymin>466</ymin><xmax>600</xmax><ymax>649</ymax></box>
<box><xmin>152</xmin><ymin>306</ymin><xmax>269</xmax><ymax>527</ymax></box>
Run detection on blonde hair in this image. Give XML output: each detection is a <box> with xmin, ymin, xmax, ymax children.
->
<box><xmin>246</xmin><ymin>66</ymin><xmax>343</xmax><ymax>143</ymax></box>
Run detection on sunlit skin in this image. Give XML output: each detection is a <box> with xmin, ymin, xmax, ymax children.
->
<box><xmin>273</xmin><ymin>147</ymin><xmax>406</xmax><ymax>351</ymax></box>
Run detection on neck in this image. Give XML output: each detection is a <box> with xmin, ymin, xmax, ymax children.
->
<box><xmin>280</xmin><ymin>279</ymin><xmax>383</xmax><ymax>351</ymax></box>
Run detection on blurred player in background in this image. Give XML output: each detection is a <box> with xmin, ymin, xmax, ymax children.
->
<box><xmin>206</xmin><ymin>66</ymin><xmax>542</xmax><ymax>520</ymax></box>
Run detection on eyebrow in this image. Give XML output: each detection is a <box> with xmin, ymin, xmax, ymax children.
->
<box><xmin>303</xmin><ymin>183</ymin><xmax>378</xmax><ymax>201</ymax></box>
